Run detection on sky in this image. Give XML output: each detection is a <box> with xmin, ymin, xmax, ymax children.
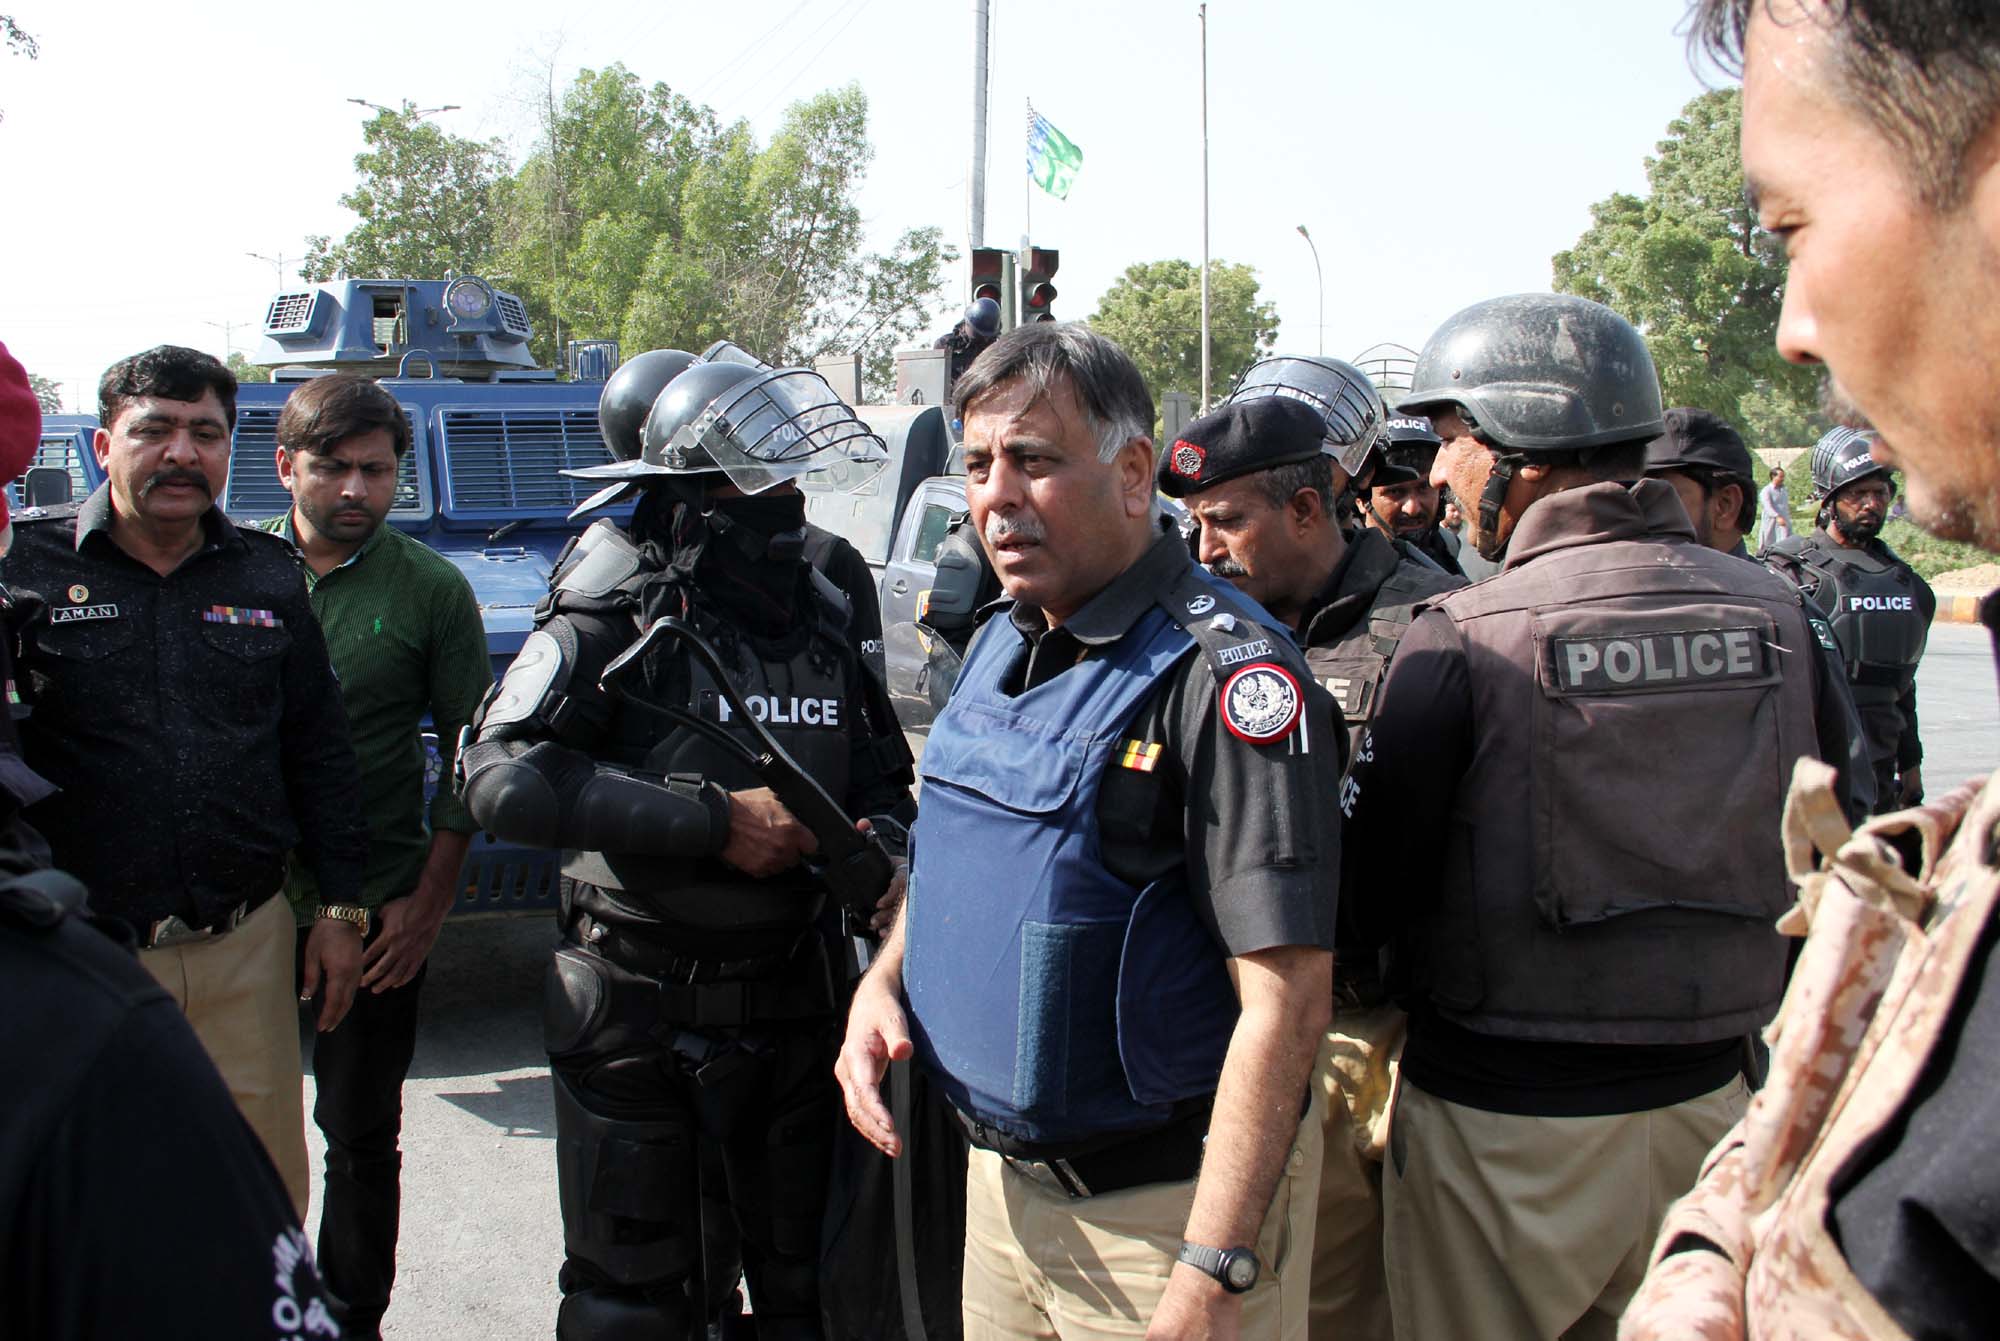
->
<box><xmin>1</xmin><ymin>0</ymin><xmax>1722</xmax><ymax>412</ymax></box>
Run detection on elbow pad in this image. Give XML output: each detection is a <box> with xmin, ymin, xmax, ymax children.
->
<box><xmin>568</xmin><ymin>769</ymin><xmax>729</xmax><ymax>856</ymax></box>
<box><xmin>459</xmin><ymin>740</ymin><xmax>563</xmax><ymax>847</ymax></box>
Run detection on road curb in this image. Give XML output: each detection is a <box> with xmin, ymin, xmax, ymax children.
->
<box><xmin>1934</xmin><ymin>590</ymin><xmax>1989</xmax><ymax>625</ymax></box>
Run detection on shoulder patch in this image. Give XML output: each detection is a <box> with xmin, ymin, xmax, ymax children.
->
<box><xmin>1220</xmin><ymin>663</ymin><xmax>1303</xmax><ymax>743</ymax></box>
<box><xmin>1809</xmin><ymin>616</ymin><xmax>1839</xmax><ymax>652</ymax></box>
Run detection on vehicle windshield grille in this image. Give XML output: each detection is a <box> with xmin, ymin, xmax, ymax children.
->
<box><xmin>224</xmin><ymin>405</ymin><xmax>424</xmax><ymax>520</ymax></box>
<box><xmin>439</xmin><ymin>408</ymin><xmax>612</xmax><ymax>511</ymax></box>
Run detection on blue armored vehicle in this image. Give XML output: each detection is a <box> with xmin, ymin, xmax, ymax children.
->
<box><xmin>225</xmin><ymin>276</ymin><xmax>627</xmax><ymax>915</ymax></box>
<box><xmin>22</xmin><ymin>414</ymin><xmax>106</xmax><ymax>512</ymax></box>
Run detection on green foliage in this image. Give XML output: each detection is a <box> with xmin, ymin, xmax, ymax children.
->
<box><xmin>302</xmin><ymin>103</ymin><xmax>508</xmax><ymax>284</ymax></box>
<box><xmin>305</xmin><ymin>68</ymin><xmax>950</xmax><ymax>397</ymax></box>
<box><xmin>1746</xmin><ymin>454</ymin><xmax>1998</xmax><ymax>581</ymax></box>
<box><xmin>1086</xmin><ymin>259</ymin><xmax>1279</xmax><ymax>428</ymax></box>
<box><xmin>2</xmin><ymin>12</ymin><xmax>36</xmax><ymax>123</ymax></box>
<box><xmin>26</xmin><ymin>372</ymin><xmax>60</xmax><ymax>413</ymax></box>
<box><xmin>225</xmin><ymin>351</ymin><xmax>272</xmax><ymax>385</ymax></box>
<box><xmin>1553</xmin><ymin>90</ymin><xmax>1825</xmax><ymax>449</ymax></box>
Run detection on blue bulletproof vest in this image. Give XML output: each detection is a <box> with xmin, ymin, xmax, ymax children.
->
<box><xmin>905</xmin><ymin>566</ymin><xmax>1285</xmax><ymax>1144</ymax></box>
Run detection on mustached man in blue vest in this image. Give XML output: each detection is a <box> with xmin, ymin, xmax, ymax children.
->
<box><xmin>836</xmin><ymin>323</ymin><xmax>1344</xmax><ymax>1339</ymax></box>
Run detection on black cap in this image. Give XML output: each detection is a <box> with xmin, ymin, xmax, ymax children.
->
<box><xmin>1644</xmin><ymin>407</ymin><xmax>1755</xmax><ymax>479</ymax></box>
<box><xmin>1158</xmin><ymin>396</ymin><xmax>1327</xmax><ymax>498</ymax></box>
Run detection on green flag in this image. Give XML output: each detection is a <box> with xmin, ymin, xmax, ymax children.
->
<box><xmin>1026</xmin><ymin>103</ymin><xmax>1082</xmax><ymax>200</ymax></box>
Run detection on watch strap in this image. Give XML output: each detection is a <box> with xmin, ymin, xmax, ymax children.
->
<box><xmin>317</xmin><ymin>903</ymin><xmax>370</xmax><ymax>936</ymax></box>
<box><xmin>1176</xmin><ymin>1241</ymin><xmax>1257</xmax><ymax>1293</ymax></box>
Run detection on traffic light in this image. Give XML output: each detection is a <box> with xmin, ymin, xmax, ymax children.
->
<box><xmin>1022</xmin><ymin>247</ymin><xmax>1060</xmax><ymax>322</ymax></box>
<box><xmin>970</xmin><ymin>248</ymin><xmax>1006</xmax><ymax>308</ymax></box>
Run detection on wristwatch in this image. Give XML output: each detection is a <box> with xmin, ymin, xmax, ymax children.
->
<box><xmin>316</xmin><ymin>903</ymin><xmax>371</xmax><ymax>937</ymax></box>
<box><xmin>1177</xmin><ymin>1241</ymin><xmax>1259</xmax><ymax>1294</ymax></box>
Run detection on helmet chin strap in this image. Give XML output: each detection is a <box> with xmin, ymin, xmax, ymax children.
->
<box><xmin>1474</xmin><ymin>451</ymin><xmax>1526</xmax><ymax>561</ymax></box>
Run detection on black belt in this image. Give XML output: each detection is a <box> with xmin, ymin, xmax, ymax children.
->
<box><xmin>567</xmin><ymin>918</ymin><xmax>834</xmax><ymax>1031</ymax></box>
<box><xmin>956</xmin><ymin>1096</ymin><xmax>1214</xmax><ymax>1199</ymax></box>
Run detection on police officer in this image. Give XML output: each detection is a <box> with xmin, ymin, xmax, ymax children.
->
<box><xmin>459</xmin><ymin>352</ymin><xmax>913</xmax><ymax>1340</ymax></box>
<box><xmin>1643</xmin><ymin>406</ymin><xmax>1763</xmax><ymax>556</ymax></box>
<box><xmin>1341</xmin><ymin>293</ymin><xmax>1856</xmax><ymax>1341</ymax></box>
<box><xmin>838</xmin><ymin>323</ymin><xmax>1341</xmax><ymax>1339</ymax></box>
<box><xmin>0</xmin><ymin>339</ymin><xmax>343</xmax><ymax>1339</ymax></box>
<box><xmin>1359</xmin><ymin>413</ymin><xmax>1465</xmax><ymax>576</ymax></box>
<box><xmin>1764</xmin><ymin>426</ymin><xmax>1934</xmax><ymax>813</ymax></box>
<box><xmin>1648</xmin><ymin>409</ymin><xmax>1879</xmax><ymax>819</ymax></box>
<box><xmin>1161</xmin><ymin>392</ymin><xmax>1461</xmax><ymax>1341</ymax></box>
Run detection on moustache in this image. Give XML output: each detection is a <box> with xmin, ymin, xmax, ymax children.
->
<box><xmin>984</xmin><ymin>513</ymin><xmax>1047</xmax><ymax>545</ymax></box>
<box><xmin>1208</xmin><ymin>556</ymin><xmax>1250</xmax><ymax>579</ymax></box>
<box><xmin>141</xmin><ymin>470</ymin><xmax>212</xmax><ymax>498</ymax></box>
<box><xmin>1819</xmin><ymin>376</ymin><xmax>1871</xmax><ymax>432</ymax></box>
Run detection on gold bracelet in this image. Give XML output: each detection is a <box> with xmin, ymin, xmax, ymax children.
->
<box><xmin>316</xmin><ymin>903</ymin><xmax>371</xmax><ymax>937</ymax></box>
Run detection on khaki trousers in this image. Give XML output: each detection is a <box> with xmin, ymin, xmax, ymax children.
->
<box><xmin>1309</xmin><ymin>1006</ymin><xmax>1404</xmax><ymax>1341</ymax></box>
<box><xmin>962</xmin><ymin>1087</ymin><xmax>1323</xmax><ymax>1340</ymax></box>
<box><xmin>1383</xmin><ymin>1074</ymin><xmax>1749</xmax><ymax>1341</ymax></box>
<box><xmin>140</xmin><ymin>892</ymin><xmax>309</xmax><ymax>1217</ymax></box>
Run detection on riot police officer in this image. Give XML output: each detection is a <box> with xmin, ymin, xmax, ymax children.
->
<box><xmin>1341</xmin><ymin>294</ymin><xmax>1858</xmax><ymax>1341</ymax></box>
<box><xmin>1161</xmin><ymin>389</ymin><xmax>1461</xmax><ymax>1341</ymax></box>
<box><xmin>459</xmin><ymin>352</ymin><xmax>913</xmax><ymax>1340</ymax></box>
<box><xmin>1764</xmin><ymin>426</ymin><xmax>1934</xmax><ymax>812</ymax></box>
<box><xmin>1359</xmin><ymin>412</ymin><xmax>1467</xmax><ymax>577</ymax></box>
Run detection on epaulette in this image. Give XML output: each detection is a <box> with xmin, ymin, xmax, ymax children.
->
<box><xmin>0</xmin><ymin>868</ymin><xmax>90</xmax><ymax>933</ymax></box>
<box><xmin>10</xmin><ymin>501</ymin><xmax>82</xmax><ymax>527</ymax></box>
<box><xmin>1155</xmin><ymin>566</ymin><xmax>1309</xmax><ymax>745</ymax></box>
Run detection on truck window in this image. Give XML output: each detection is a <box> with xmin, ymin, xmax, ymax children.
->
<box><xmin>912</xmin><ymin>502</ymin><xmax>957</xmax><ymax>564</ymax></box>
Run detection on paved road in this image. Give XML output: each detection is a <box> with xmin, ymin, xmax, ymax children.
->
<box><xmin>316</xmin><ymin>622</ymin><xmax>1998</xmax><ymax>1340</ymax></box>
<box><xmin>1912</xmin><ymin>621</ymin><xmax>1996</xmax><ymax>797</ymax></box>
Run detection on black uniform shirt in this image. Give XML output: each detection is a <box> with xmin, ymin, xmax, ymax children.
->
<box><xmin>1</xmin><ymin>487</ymin><xmax>367</xmax><ymax>932</ymax></box>
<box><xmin>0</xmin><ymin>899</ymin><xmax>339</xmax><ymax>1340</ymax></box>
<box><xmin>996</xmin><ymin>531</ymin><xmax>1340</xmax><ymax>957</ymax></box>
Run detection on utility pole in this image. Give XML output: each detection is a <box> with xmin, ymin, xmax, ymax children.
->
<box><xmin>1297</xmin><ymin>225</ymin><xmax>1323</xmax><ymax>357</ymax></box>
<box><xmin>247</xmin><ymin>251</ymin><xmax>290</xmax><ymax>288</ymax></box>
<box><xmin>202</xmin><ymin>319</ymin><xmax>242</xmax><ymax>360</ymax></box>
<box><xmin>347</xmin><ymin>98</ymin><xmax>461</xmax><ymax>120</ymax></box>
<box><xmin>969</xmin><ymin>0</ymin><xmax>990</xmax><ymax>255</ymax></box>
<box><xmin>1198</xmin><ymin>4</ymin><xmax>1211</xmax><ymax>411</ymax></box>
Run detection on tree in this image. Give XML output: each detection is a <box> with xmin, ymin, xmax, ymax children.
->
<box><xmin>27</xmin><ymin>373</ymin><xmax>60</xmax><ymax>414</ymax></box>
<box><xmin>2</xmin><ymin>13</ymin><xmax>37</xmax><ymax>123</ymax></box>
<box><xmin>302</xmin><ymin>104</ymin><xmax>507</xmax><ymax>283</ymax></box>
<box><xmin>495</xmin><ymin>68</ymin><xmax>950</xmax><ymax>396</ymax></box>
<box><xmin>225</xmin><ymin>352</ymin><xmax>272</xmax><ymax>385</ymax></box>
<box><xmin>1086</xmin><ymin>259</ymin><xmax>1279</xmax><ymax>426</ymax></box>
<box><xmin>1553</xmin><ymin>89</ymin><xmax>1826</xmax><ymax>449</ymax></box>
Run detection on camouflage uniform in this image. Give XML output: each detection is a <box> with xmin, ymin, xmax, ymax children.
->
<box><xmin>1621</xmin><ymin>758</ymin><xmax>2000</xmax><ymax>1340</ymax></box>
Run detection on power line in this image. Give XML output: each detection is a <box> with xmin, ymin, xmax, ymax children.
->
<box><xmin>691</xmin><ymin>0</ymin><xmax>815</xmax><ymax>106</ymax></box>
<box><xmin>747</xmin><ymin>0</ymin><xmax>875</xmax><ymax>124</ymax></box>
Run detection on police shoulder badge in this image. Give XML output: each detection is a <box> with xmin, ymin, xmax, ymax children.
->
<box><xmin>1220</xmin><ymin>663</ymin><xmax>1302</xmax><ymax>744</ymax></box>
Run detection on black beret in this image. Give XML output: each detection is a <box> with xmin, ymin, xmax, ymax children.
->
<box><xmin>1645</xmin><ymin>407</ymin><xmax>1755</xmax><ymax>479</ymax></box>
<box><xmin>1157</xmin><ymin>396</ymin><xmax>1327</xmax><ymax>498</ymax></box>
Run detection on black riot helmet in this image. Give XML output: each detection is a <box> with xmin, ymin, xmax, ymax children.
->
<box><xmin>1368</xmin><ymin>413</ymin><xmax>1445</xmax><ymax>489</ymax></box>
<box><xmin>1808</xmin><ymin>425</ymin><xmax>1893</xmax><ymax>504</ymax></box>
<box><xmin>1399</xmin><ymin>293</ymin><xmax>1664</xmax><ymax>453</ymax></box>
<box><xmin>597</xmin><ymin>348</ymin><xmax>702</xmax><ymax>461</ymax></box>
<box><xmin>1226</xmin><ymin>355</ymin><xmax>1385</xmax><ymax>479</ymax></box>
<box><xmin>1400</xmin><ymin>294</ymin><xmax>1663</xmax><ymax>559</ymax></box>
<box><xmin>565</xmin><ymin>360</ymin><xmax>887</xmax><ymax>497</ymax></box>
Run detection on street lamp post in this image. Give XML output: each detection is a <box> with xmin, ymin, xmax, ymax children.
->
<box><xmin>1296</xmin><ymin>224</ymin><xmax>1323</xmax><ymax>357</ymax></box>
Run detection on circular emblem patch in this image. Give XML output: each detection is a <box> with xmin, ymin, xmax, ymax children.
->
<box><xmin>1220</xmin><ymin>663</ymin><xmax>1302</xmax><ymax>744</ymax></box>
<box><xmin>1186</xmin><ymin>594</ymin><xmax>1216</xmax><ymax>616</ymax></box>
<box><xmin>67</xmin><ymin>584</ymin><xmax>88</xmax><ymax>603</ymax></box>
<box><xmin>1171</xmin><ymin>440</ymin><xmax>1206</xmax><ymax>478</ymax></box>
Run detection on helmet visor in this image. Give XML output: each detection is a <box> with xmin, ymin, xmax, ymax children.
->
<box><xmin>683</xmin><ymin>367</ymin><xmax>888</xmax><ymax>495</ymax></box>
<box><xmin>1230</xmin><ymin>359</ymin><xmax>1381</xmax><ymax>476</ymax></box>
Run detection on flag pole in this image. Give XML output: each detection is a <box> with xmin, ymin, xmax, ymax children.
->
<box><xmin>1199</xmin><ymin>4</ymin><xmax>1211</xmax><ymax>411</ymax></box>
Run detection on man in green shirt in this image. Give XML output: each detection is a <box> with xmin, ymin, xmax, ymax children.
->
<box><xmin>258</xmin><ymin>373</ymin><xmax>492</xmax><ymax>1341</ymax></box>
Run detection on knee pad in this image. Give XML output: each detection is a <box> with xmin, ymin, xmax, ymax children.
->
<box><xmin>551</xmin><ymin>1071</ymin><xmax>701</xmax><ymax>1290</ymax></box>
